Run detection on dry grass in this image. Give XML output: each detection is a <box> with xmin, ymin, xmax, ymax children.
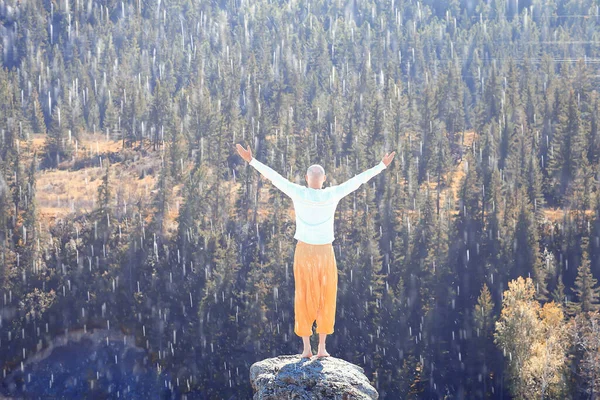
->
<box><xmin>26</xmin><ymin>132</ymin><xmax>123</xmax><ymax>155</ymax></box>
<box><xmin>35</xmin><ymin>161</ymin><xmax>161</xmax><ymax>224</ymax></box>
<box><xmin>544</xmin><ymin>208</ymin><xmax>567</xmax><ymax>221</ymax></box>
<box><xmin>24</xmin><ymin>133</ymin><xmax>188</xmax><ymax>230</ymax></box>
<box><xmin>461</xmin><ymin>130</ymin><xmax>476</xmax><ymax>148</ymax></box>
<box><xmin>543</xmin><ymin>208</ymin><xmax>594</xmax><ymax>221</ymax></box>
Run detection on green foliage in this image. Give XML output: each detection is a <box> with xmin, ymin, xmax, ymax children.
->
<box><xmin>474</xmin><ymin>283</ymin><xmax>495</xmax><ymax>336</ymax></box>
<box><xmin>0</xmin><ymin>0</ymin><xmax>599</xmax><ymax>397</ymax></box>
<box><xmin>569</xmin><ymin>236</ymin><xmax>600</xmax><ymax>315</ymax></box>
<box><xmin>547</xmin><ymin>90</ymin><xmax>586</xmax><ymax>205</ymax></box>
<box><xmin>44</xmin><ymin>105</ymin><xmax>74</xmax><ymax>168</ymax></box>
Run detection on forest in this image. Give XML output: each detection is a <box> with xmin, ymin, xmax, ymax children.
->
<box><xmin>1</xmin><ymin>0</ymin><xmax>600</xmax><ymax>398</ymax></box>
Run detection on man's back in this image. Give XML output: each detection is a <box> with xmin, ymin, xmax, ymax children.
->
<box><xmin>249</xmin><ymin>158</ymin><xmax>387</xmax><ymax>245</ymax></box>
<box><xmin>292</xmin><ymin>186</ymin><xmax>339</xmax><ymax>245</ymax></box>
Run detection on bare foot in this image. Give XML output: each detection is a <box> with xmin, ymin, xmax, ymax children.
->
<box><xmin>300</xmin><ymin>350</ymin><xmax>313</xmax><ymax>358</ymax></box>
<box><xmin>316</xmin><ymin>348</ymin><xmax>330</xmax><ymax>358</ymax></box>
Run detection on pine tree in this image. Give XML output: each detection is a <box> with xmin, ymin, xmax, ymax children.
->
<box><xmin>588</xmin><ymin>94</ymin><xmax>599</xmax><ymax>166</ymax></box>
<box><xmin>475</xmin><ymin>283</ymin><xmax>495</xmax><ymax>336</ymax></box>
<box><xmin>473</xmin><ymin>283</ymin><xmax>495</xmax><ymax>397</ymax></box>
<box><xmin>84</xmin><ymin>91</ymin><xmax>100</xmax><ymax>134</ymax></box>
<box><xmin>336</xmin><ymin>168</ymin><xmax>385</xmax><ymax>374</ymax></box>
<box><xmin>22</xmin><ymin>152</ymin><xmax>44</xmax><ymax>275</ymax></box>
<box><xmin>511</xmin><ymin>189</ymin><xmax>542</xmax><ymax>284</ymax></box>
<box><xmin>94</xmin><ymin>162</ymin><xmax>112</xmax><ymax>244</ymax></box>
<box><xmin>483</xmin><ymin>166</ymin><xmax>505</xmax><ymax>290</ymax></box>
<box><xmin>538</xmin><ymin>247</ymin><xmax>557</xmax><ymax>303</ymax></box>
<box><xmin>0</xmin><ymin>171</ymin><xmax>8</xmax><ymax>254</ymax></box>
<box><xmin>567</xmin><ymin>155</ymin><xmax>593</xmax><ymax>212</ymax></box>
<box><xmin>430</xmin><ymin>119</ymin><xmax>452</xmax><ymax>199</ymax></box>
<box><xmin>28</xmin><ymin>89</ymin><xmax>46</xmax><ymax>134</ymax></box>
<box><xmin>66</xmin><ymin>86</ymin><xmax>85</xmax><ymax>140</ymax></box>
<box><xmin>120</xmin><ymin>83</ymin><xmax>136</xmax><ymax>148</ymax></box>
<box><xmin>590</xmin><ymin>183</ymin><xmax>600</xmax><ymax>279</ymax></box>
<box><xmin>168</xmin><ymin>124</ymin><xmax>186</xmax><ymax>181</ymax></box>
<box><xmin>505</xmin><ymin>59</ymin><xmax>522</xmax><ymax>122</ymax></box>
<box><xmin>417</xmin><ymin>80</ymin><xmax>437</xmax><ymax>183</ymax></box>
<box><xmin>440</xmin><ymin>62</ymin><xmax>466</xmax><ymax>137</ymax></box>
<box><xmin>570</xmin><ymin>237</ymin><xmax>600</xmax><ymax>315</ymax></box>
<box><xmin>527</xmin><ymin>142</ymin><xmax>546</xmax><ymax>224</ymax></box>
<box><xmin>11</xmin><ymin>139</ymin><xmax>25</xmax><ymax>218</ymax></box>
<box><xmin>452</xmin><ymin>151</ymin><xmax>485</xmax><ymax>311</ymax></box>
<box><xmin>475</xmin><ymin>65</ymin><xmax>502</xmax><ymax>132</ymax></box>
<box><xmin>44</xmin><ymin>105</ymin><xmax>73</xmax><ymax>168</ymax></box>
<box><xmin>176</xmin><ymin>163</ymin><xmax>209</xmax><ymax>272</ymax></box>
<box><xmin>547</xmin><ymin>90</ymin><xmax>585</xmax><ymax>205</ymax></box>
<box><xmin>533</xmin><ymin>262</ymin><xmax>551</xmax><ymax>303</ymax></box>
<box><xmin>102</xmin><ymin>92</ymin><xmax>119</xmax><ymax>138</ymax></box>
<box><xmin>150</xmin><ymin>80</ymin><xmax>172</xmax><ymax>151</ymax></box>
<box><xmin>198</xmin><ymin>232</ymin><xmax>243</xmax><ymax>393</ymax></box>
<box><xmin>150</xmin><ymin>156</ymin><xmax>172</xmax><ymax>241</ymax></box>
<box><xmin>552</xmin><ymin>274</ymin><xmax>566</xmax><ymax>308</ymax></box>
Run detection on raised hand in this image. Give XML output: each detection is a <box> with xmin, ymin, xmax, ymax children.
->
<box><xmin>382</xmin><ymin>151</ymin><xmax>396</xmax><ymax>167</ymax></box>
<box><xmin>236</xmin><ymin>143</ymin><xmax>253</xmax><ymax>163</ymax></box>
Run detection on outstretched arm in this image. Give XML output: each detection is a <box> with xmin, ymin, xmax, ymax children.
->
<box><xmin>236</xmin><ymin>143</ymin><xmax>301</xmax><ymax>198</ymax></box>
<box><xmin>333</xmin><ymin>152</ymin><xmax>396</xmax><ymax>200</ymax></box>
<box><xmin>249</xmin><ymin>157</ymin><xmax>302</xmax><ymax>198</ymax></box>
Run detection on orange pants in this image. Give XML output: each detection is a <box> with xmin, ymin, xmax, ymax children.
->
<box><xmin>293</xmin><ymin>240</ymin><xmax>338</xmax><ymax>337</ymax></box>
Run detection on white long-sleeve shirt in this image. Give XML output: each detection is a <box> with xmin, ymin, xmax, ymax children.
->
<box><xmin>249</xmin><ymin>157</ymin><xmax>387</xmax><ymax>245</ymax></box>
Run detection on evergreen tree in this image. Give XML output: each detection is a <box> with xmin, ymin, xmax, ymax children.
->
<box><xmin>538</xmin><ymin>246</ymin><xmax>557</xmax><ymax>303</ymax></box>
<box><xmin>102</xmin><ymin>93</ymin><xmax>119</xmax><ymax>139</ymax></box>
<box><xmin>198</xmin><ymin>233</ymin><xmax>243</xmax><ymax>396</ymax></box>
<box><xmin>0</xmin><ymin>171</ymin><xmax>9</xmax><ymax>289</ymax></box>
<box><xmin>473</xmin><ymin>283</ymin><xmax>495</xmax><ymax>398</ymax></box>
<box><xmin>10</xmin><ymin>139</ymin><xmax>25</xmax><ymax>218</ymax></box>
<box><xmin>150</xmin><ymin>80</ymin><xmax>173</xmax><ymax>151</ymax></box>
<box><xmin>150</xmin><ymin>156</ymin><xmax>172</xmax><ymax>241</ymax></box>
<box><xmin>44</xmin><ymin>105</ymin><xmax>73</xmax><ymax>168</ymax></box>
<box><xmin>527</xmin><ymin>141</ymin><xmax>546</xmax><ymax>224</ymax></box>
<box><xmin>511</xmin><ymin>189</ymin><xmax>542</xmax><ymax>284</ymax></box>
<box><xmin>93</xmin><ymin>162</ymin><xmax>112</xmax><ymax>245</ymax></box>
<box><xmin>475</xmin><ymin>283</ymin><xmax>495</xmax><ymax>336</ymax></box>
<box><xmin>452</xmin><ymin>151</ymin><xmax>485</xmax><ymax>312</ymax></box>
<box><xmin>569</xmin><ymin>237</ymin><xmax>600</xmax><ymax>315</ymax></box>
<box><xmin>28</xmin><ymin>89</ymin><xmax>46</xmax><ymax>134</ymax></box>
<box><xmin>483</xmin><ymin>166</ymin><xmax>506</xmax><ymax>297</ymax></box>
<box><xmin>552</xmin><ymin>274</ymin><xmax>567</xmax><ymax>308</ymax></box>
<box><xmin>547</xmin><ymin>90</ymin><xmax>585</xmax><ymax>205</ymax></box>
<box><xmin>22</xmin><ymin>152</ymin><xmax>44</xmax><ymax>275</ymax></box>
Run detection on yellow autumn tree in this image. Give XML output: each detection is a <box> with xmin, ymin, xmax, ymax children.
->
<box><xmin>494</xmin><ymin>277</ymin><xmax>568</xmax><ymax>399</ymax></box>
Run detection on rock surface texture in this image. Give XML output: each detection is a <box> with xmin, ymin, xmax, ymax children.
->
<box><xmin>250</xmin><ymin>355</ymin><xmax>378</xmax><ymax>399</ymax></box>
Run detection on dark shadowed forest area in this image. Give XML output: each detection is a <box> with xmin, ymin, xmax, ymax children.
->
<box><xmin>1</xmin><ymin>0</ymin><xmax>600</xmax><ymax>398</ymax></box>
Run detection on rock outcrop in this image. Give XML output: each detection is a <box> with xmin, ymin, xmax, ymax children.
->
<box><xmin>250</xmin><ymin>355</ymin><xmax>378</xmax><ymax>399</ymax></box>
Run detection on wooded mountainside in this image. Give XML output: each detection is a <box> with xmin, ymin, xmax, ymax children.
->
<box><xmin>1</xmin><ymin>0</ymin><xmax>600</xmax><ymax>398</ymax></box>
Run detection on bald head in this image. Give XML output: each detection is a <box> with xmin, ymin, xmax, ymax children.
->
<box><xmin>307</xmin><ymin>164</ymin><xmax>325</xmax><ymax>179</ymax></box>
<box><xmin>305</xmin><ymin>164</ymin><xmax>326</xmax><ymax>189</ymax></box>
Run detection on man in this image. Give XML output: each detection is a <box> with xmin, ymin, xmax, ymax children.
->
<box><xmin>236</xmin><ymin>143</ymin><xmax>395</xmax><ymax>358</ymax></box>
